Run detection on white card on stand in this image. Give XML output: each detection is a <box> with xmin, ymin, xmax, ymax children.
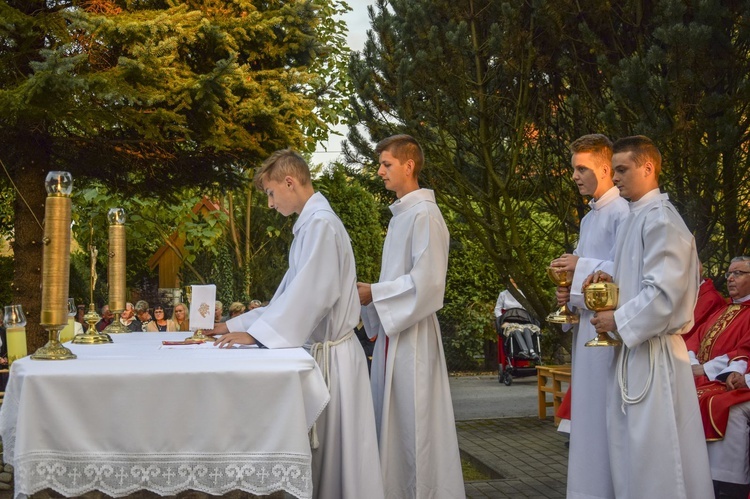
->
<box><xmin>189</xmin><ymin>285</ymin><xmax>216</xmax><ymax>330</ymax></box>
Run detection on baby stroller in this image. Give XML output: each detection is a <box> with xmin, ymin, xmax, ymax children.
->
<box><xmin>496</xmin><ymin>308</ymin><xmax>542</xmax><ymax>385</ymax></box>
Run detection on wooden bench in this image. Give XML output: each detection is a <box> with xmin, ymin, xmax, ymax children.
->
<box><xmin>537</xmin><ymin>364</ymin><xmax>571</xmax><ymax>425</ymax></box>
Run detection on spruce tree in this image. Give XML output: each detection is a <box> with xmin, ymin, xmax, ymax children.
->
<box><xmin>0</xmin><ymin>0</ymin><xmax>349</xmax><ymax>349</ymax></box>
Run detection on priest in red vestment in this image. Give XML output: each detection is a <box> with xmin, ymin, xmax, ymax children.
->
<box><xmin>682</xmin><ymin>268</ymin><xmax>726</xmax><ymax>344</ymax></box>
<box><xmin>687</xmin><ymin>256</ymin><xmax>750</xmax><ymax>499</ymax></box>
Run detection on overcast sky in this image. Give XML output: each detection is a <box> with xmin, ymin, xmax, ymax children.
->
<box><xmin>311</xmin><ymin>0</ymin><xmax>374</xmax><ymax>165</ymax></box>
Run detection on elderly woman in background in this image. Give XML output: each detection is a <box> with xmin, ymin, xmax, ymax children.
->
<box><xmin>228</xmin><ymin>301</ymin><xmax>246</xmax><ymax>319</ymax></box>
<box><xmin>146</xmin><ymin>305</ymin><xmax>177</xmax><ymax>332</ymax></box>
<box><xmin>172</xmin><ymin>302</ymin><xmax>190</xmax><ymax>331</ymax></box>
<box><xmin>75</xmin><ymin>304</ymin><xmax>89</xmax><ymax>333</ymax></box>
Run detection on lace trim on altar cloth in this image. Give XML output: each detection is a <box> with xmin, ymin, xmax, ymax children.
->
<box><xmin>13</xmin><ymin>451</ymin><xmax>313</xmax><ymax>499</ymax></box>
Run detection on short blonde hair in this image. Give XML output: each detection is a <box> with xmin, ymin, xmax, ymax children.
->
<box><xmin>375</xmin><ymin>134</ymin><xmax>424</xmax><ymax>177</ymax></box>
<box><xmin>228</xmin><ymin>301</ymin><xmax>246</xmax><ymax>316</ymax></box>
<box><xmin>569</xmin><ymin>134</ymin><xmax>613</xmax><ymax>173</ymax></box>
<box><xmin>253</xmin><ymin>149</ymin><xmax>311</xmax><ymax>190</ymax></box>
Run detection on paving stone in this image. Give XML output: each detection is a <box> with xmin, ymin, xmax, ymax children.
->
<box><xmin>458</xmin><ymin>417</ymin><xmax>568</xmax><ymax>498</ymax></box>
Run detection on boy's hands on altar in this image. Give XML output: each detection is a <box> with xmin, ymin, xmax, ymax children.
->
<box><xmin>550</xmin><ymin>253</ymin><xmax>579</xmax><ymax>273</ymax></box>
<box><xmin>691</xmin><ymin>364</ymin><xmax>706</xmax><ymax>377</ymax></box>
<box><xmin>582</xmin><ymin>270</ymin><xmax>613</xmax><ymax>290</ymax></box>
<box><xmin>203</xmin><ymin>322</ymin><xmax>229</xmax><ymax>337</ymax></box>
<box><xmin>726</xmin><ymin>371</ymin><xmax>748</xmax><ymax>391</ymax></box>
<box><xmin>357</xmin><ymin>282</ymin><xmax>373</xmax><ymax>306</ymax></box>
<box><xmin>590</xmin><ymin>310</ymin><xmax>616</xmax><ymax>333</ymax></box>
<box><xmin>214</xmin><ymin>332</ymin><xmax>257</xmax><ymax>348</ymax></box>
<box><xmin>556</xmin><ymin>286</ymin><xmax>571</xmax><ymax>306</ymax></box>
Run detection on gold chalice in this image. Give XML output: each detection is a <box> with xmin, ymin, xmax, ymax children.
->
<box><xmin>546</xmin><ymin>267</ymin><xmax>579</xmax><ymax>324</ymax></box>
<box><xmin>583</xmin><ymin>281</ymin><xmax>621</xmax><ymax>347</ymax></box>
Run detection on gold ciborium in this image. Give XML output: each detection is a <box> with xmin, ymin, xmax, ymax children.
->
<box><xmin>583</xmin><ymin>281</ymin><xmax>621</xmax><ymax>347</ymax></box>
<box><xmin>546</xmin><ymin>267</ymin><xmax>579</xmax><ymax>324</ymax></box>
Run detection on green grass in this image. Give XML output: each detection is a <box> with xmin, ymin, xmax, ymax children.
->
<box><xmin>462</xmin><ymin>456</ymin><xmax>492</xmax><ymax>481</ymax></box>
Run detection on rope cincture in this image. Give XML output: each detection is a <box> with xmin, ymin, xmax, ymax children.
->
<box><xmin>617</xmin><ymin>338</ymin><xmax>655</xmax><ymax>413</ymax></box>
<box><xmin>308</xmin><ymin>329</ymin><xmax>356</xmax><ymax>449</ymax></box>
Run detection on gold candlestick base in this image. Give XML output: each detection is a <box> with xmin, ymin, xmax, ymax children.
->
<box><xmin>103</xmin><ymin>312</ymin><xmax>131</xmax><ymax>334</ymax></box>
<box><xmin>32</xmin><ymin>327</ymin><xmax>77</xmax><ymax>360</ymax></box>
<box><xmin>185</xmin><ymin>330</ymin><xmax>213</xmax><ymax>343</ymax></box>
<box><xmin>72</xmin><ymin>303</ymin><xmax>113</xmax><ymax>344</ymax></box>
<box><xmin>72</xmin><ymin>330</ymin><xmax>114</xmax><ymax>344</ymax></box>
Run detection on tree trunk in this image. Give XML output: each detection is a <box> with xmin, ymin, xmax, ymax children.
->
<box><xmin>244</xmin><ymin>185</ymin><xmax>253</xmax><ymax>299</ymax></box>
<box><xmin>11</xmin><ymin>157</ymin><xmax>49</xmax><ymax>353</ymax></box>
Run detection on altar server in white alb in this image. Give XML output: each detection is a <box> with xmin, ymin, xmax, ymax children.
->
<box><xmin>550</xmin><ymin>134</ymin><xmax>628</xmax><ymax>499</ymax></box>
<box><xmin>208</xmin><ymin>149</ymin><xmax>384</xmax><ymax>499</ymax></box>
<box><xmin>588</xmin><ymin>136</ymin><xmax>713</xmax><ymax>498</ymax></box>
<box><xmin>357</xmin><ymin>134</ymin><xmax>465</xmax><ymax>498</ymax></box>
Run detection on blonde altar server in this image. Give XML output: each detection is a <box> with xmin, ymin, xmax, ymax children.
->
<box><xmin>358</xmin><ymin>135</ymin><xmax>465</xmax><ymax>499</ymax></box>
<box><xmin>550</xmin><ymin>134</ymin><xmax>628</xmax><ymax>499</ymax></box>
<box><xmin>208</xmin><ymin>150</ymin><xmax>384</xmax><ymax>499</ymax></box>
<box><xmin>589</xmin><ymin>136</ymin><xmax>713</xmax><ymax>498</ymax></box>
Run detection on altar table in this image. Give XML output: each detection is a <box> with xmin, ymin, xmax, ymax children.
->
<box><xmin>0</xmin><ymin>333</ymin><xmax>330</xmax><ymax>498</ymax></box>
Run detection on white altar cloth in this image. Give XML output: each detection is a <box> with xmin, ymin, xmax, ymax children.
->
<box><xmin>0</xmin><ymin>333</ymin><xmax>330</xmax><ymax>498</ymax></box>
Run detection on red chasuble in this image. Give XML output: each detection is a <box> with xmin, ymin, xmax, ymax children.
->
<box><xmin>687</xmin><ymin>302</ymin><xmax>750</xmax><ymax>440</ymax></box>
<box><xmin>682</xmin><ymin>279</ymin><xmax>727</xmax><ymax>344</ymax></box>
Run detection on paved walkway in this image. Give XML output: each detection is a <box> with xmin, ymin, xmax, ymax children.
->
<box><xmin>458</xmin><ymin>418</ymin><xmax>568</xmax><ymax>498</ymax></box>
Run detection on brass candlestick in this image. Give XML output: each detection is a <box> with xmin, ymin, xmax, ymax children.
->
<box><xmin>103</xmin><ymin>208</ymin><xmax>129</xmax><ymax>334</ymax></box>
<box><xmin>32</xmin><ymin>171</ymin><xmax>76</xmax><ymax>360</ymax></box>
<box><xmin>546</xmin><ymin>267</ymin><xmax>580</xmax><ymax>324</ymax></box>
<box><xmin>583</xmin><ymin>281</ymin><xmax>621</xmax><ymax>347</ymax></box>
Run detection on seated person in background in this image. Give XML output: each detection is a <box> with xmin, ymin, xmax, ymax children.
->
<box><xmin>681</xmin><ymin>262</ymin><xmax>726</xmax><ymax>344</ymax></box>
<box><xmin>495</xmin><ymin>279</ymin><xmax>539</xmax><ymax>360</ymax></box>
<box><xmin>120</xmin><ymin>302</ymin><xmax>140</xmax><ymax>331</ymax></box>
<box><xmin>686</xmin><ymin>256</ymin><xmax>750</xmax><ymax>498</ymax></box>
<box><xmin>214</xmin><ymin>301</ymin><xmax>227</xmax><ymax>323</ymax></box>
<box><xmin>133</xmin><ymin>300</ymin><xmax>151</xmax><ymax>332</ymax></box>
<box><xmin>248</xmin><ymin>299</ymin><xmax>262</xmax><ymax>310</ymax></box>
<box><xmin>228</xmin><ymin>301</ymin><xmax>246</xmax><ymax>319</ymax></box>
<box><xmin>147</xmin><ymin>305</ymin><xmax>177</xmax><ymax>332</ymax></box>
<box><xmin>96</xmin><ymin>305</ymin><xmax>114</xmax><ymax>332</ymax></box>
<box><xmin>172</xmin><ymin>302</ymin><xmax>190</xmax><ymax>331</ymax></box>
<box><xmin>75</xmin><ymin>304</ymin><xmax>89</xmax><ymax>332</ymax></box>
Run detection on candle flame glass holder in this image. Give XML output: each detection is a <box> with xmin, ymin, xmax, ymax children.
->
<box><xmin>4</xmin><ymin>304</ymin><xmax>28</xmax><ymax>364</ymax></box>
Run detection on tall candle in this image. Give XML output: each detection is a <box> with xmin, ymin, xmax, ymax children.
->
<box><xmin>32</xmin><ymin>171</ymin><xmax>76</xmax><ymax>360</ymax></box>
<box><xmin>40</xmin><ymin>171</ymin><xmax>73</xmax><ymax>328</ymax></box>
<box><xmin>107</xmin><ymin>208</ymin><xmax>126</xmax><ymax>313</ymax></box>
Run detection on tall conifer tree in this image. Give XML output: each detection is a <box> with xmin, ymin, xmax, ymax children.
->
<box><xmin>0</xmin><ymin>0</ymin><xmax>348</xmax><ymax>348</ymax></box>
